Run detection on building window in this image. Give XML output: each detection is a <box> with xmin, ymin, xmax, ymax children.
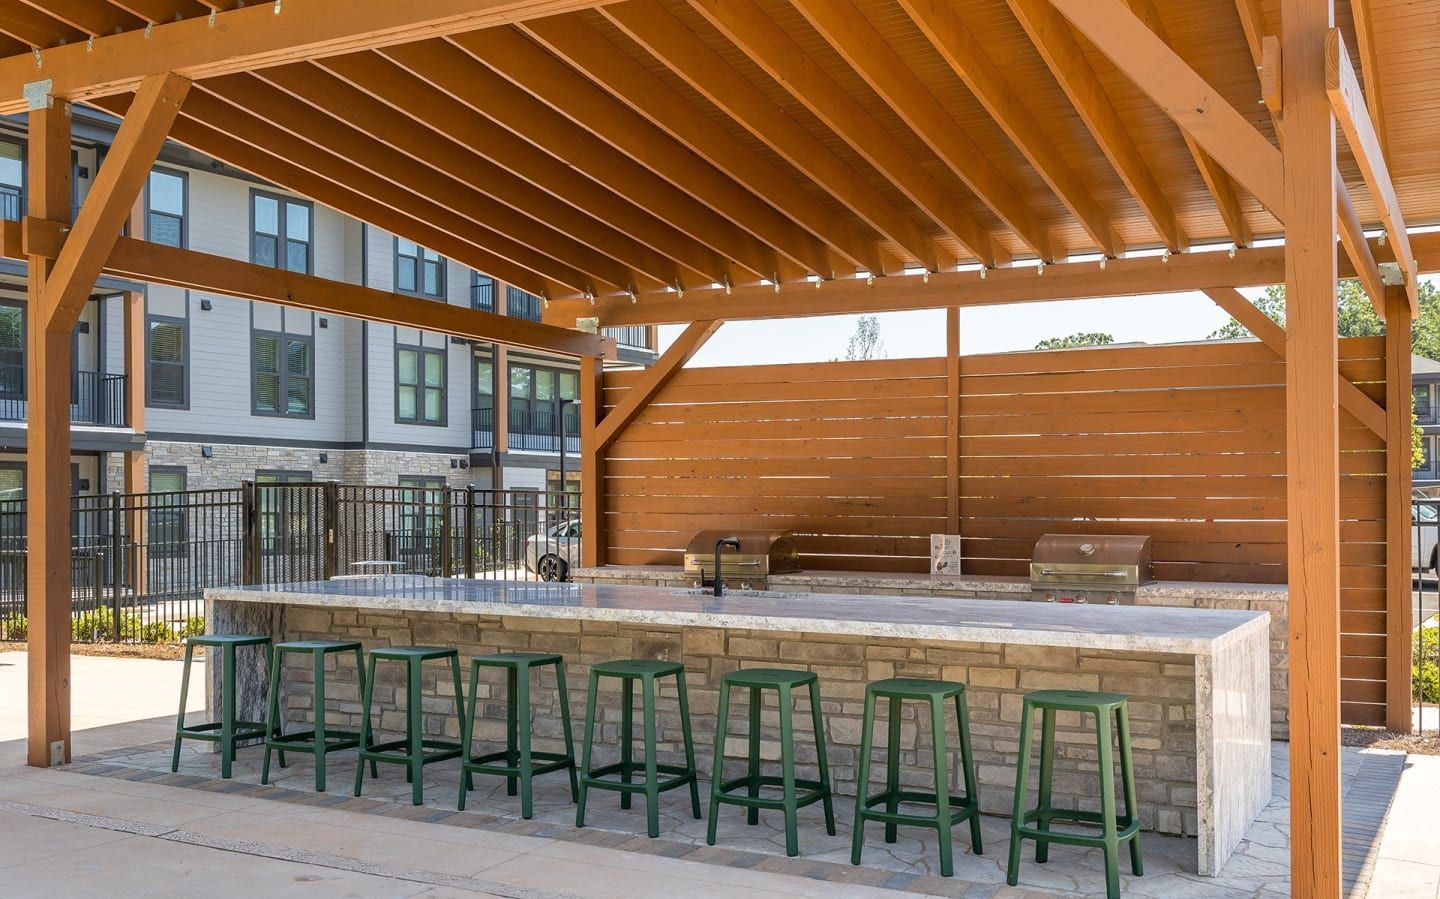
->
<box><xmin>1415</xmin><ymin>385</ymin><xmax>1433</xmax><ymax>421</ymax></box>
<box><xmin>472</xmin><ymin>272</ymin><xmax>495</xmax><ymax>312</ymax></box>
<box><xmin>396</xmin><ymin>344</ymin><xmax>445</xmax><ymax>425</ymax></box>
<box><xmin>146</xmin><ymin>169</ymin><xmax>185</xmax><ymax>247</ymax></box>
<box><xmin>148</xmin><ymin>467</ymin><xmax>187</xmax><ymax>559</ymax></box>
<box><xmin>0</xmin><ymin>302</ymin><xmax>22</xmax><ymax>402</ymax></box>
<box><xmin>252</xmin><ymin>192</ymin><xmax>312</xmax><ymax>273</ymax></box>
<box><xmin>506</xmin><ymin>285</ymin><xmax>542</xmax><ymax>322</ymax></box>
<box><xmin>255</xmin><ymin>470</ymin><xmax>313</xmax><ymax>557</ymax></box>
<box><xmin>146</xmin><ymin>314</ymin><xmax>187</xmax><ymax>408</ymax></box>
<box><xmin>396</xmin><ymin>239</ymin><xmax>445</xmax><ymax>298</ymax></box>
<box><xmin>253</xmin><ymin>331</ymin><xmax>313</xmax><ymax>417</ymax></box>
<box><xmin>1418</xmin><ymin>437</ymin><xmax>1435</xmax><ymax>474</ymax></box>
<box><xmin>0</xmin><ymin>142</ymin><xmax>21</xmax><ymax>221</ymax></box>
<box><xmin>509</xmin><ymin>362</ymin><xmax>578</xmax><ymax>451</ymax></box>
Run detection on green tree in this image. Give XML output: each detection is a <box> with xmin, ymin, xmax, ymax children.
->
<box><xmin>1034</xmin><ymin>331</ymin><xmax>1115</xmax><ymax>350</ymax></box>
<box><xmin>844</xmin><ymin>315</ymin><xmax>887</xmax><ymax>361</ymax></box>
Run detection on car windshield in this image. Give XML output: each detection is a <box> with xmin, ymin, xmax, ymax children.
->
<box><xmin>1417</xmin><ymin>503</ymin><xmax>1439</xmax><ymax>523</ymax></box>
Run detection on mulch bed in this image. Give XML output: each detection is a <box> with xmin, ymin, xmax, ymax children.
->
<box><xmin>1342</xmin><ymin>725</ymin><xmax>1440</xmax><ymax>755</ymax></box>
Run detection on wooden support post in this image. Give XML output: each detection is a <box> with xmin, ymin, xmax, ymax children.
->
<box><xmin>122</xmin><ymin>288</ymin><xmax>147</xmax><ymax>596</ymax></box>
<box><xmin>1385</xmin><ymin>286</ymin><xmax>1414</xmax><ymax>733</ymax></box>
<box><xmin>1282</xmin><ymin>0</ymin><xmax>1342</xmax><ymax>893</ymax></box>
<box><xmin>945</xmin><ymin>307</ymin><xmax>960</xmax><ymax>538</ymax></box>
<box><xmin>26</xmin><ymin>99</ymin><xmax>75</xmax><ymax>769</ymax></box>
<box><xmin>594</xmin><ymin>320</ymin><xmax>721</xmax><ymax>451</ymax></box>
<box><xmin>579</xmin><ymin>354</ymin><xmax>606</xmax><ymax>569</ymax></box>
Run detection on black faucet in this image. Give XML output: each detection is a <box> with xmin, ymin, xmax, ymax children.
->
<box><xmin>713</xmin><ymin>537</ymin><xmax>741</xmax><ymax>597</ymax></box>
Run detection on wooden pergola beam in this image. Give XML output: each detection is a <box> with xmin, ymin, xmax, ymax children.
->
<box><xmin>0</xmin><ymin>0</ymin><xmax>623</xmax><ymax>115</ymax></box>
<box><xmin>1003</xmin><ymin>0</ymin><xmax>1183</xmax><ymax>252</ymax></box>
<box><xmin>686</xmin><ymin>0</ymin><xmax>1004</xmax><ymax>267</ymax></box>
<box><xmin>47</xmin><ymin>72</ymin><xmax>190</xmax><ymax>326</ymax></box>
<box><xmin>18</xmin><ymin>0</ymin><xmax>139</xmax><ymax>37</ymax></box>
<box><xmin>1326</xmin><ymin>28</ymin><xmax>1417</xmax><ymax>313</ymax></box>
<box><xmin>1334</xmin><ymin>171</ymin><xmax>1387</xmax><ymax>318</ymax></box>
<box><xmin>1201</xmin><ymin>288</ymin><xmax>1385</xmax><ymax>438</ymax></box>
<box><xmin>13</xmin><ymin>217</ymin><xmax>614</xmax><ymax>359</ymax></box>
<box><xmin>897</xmin><ymin>0</ymin><xmax>1118</xmax><ymax>258</ymax></box>
<box><xmin>543</xmin><ymin>229</ymin><xmax>1440</xmax><ymax>325</ymax></box>
<box><xmin>0</xmin><ymin>7</ymin><xmax>80</xmax><ymax>48</ymax></box>
<box><xmin>594</xmin><ymin>319</ymin><xmax>722</xmax><ymax>450</ymax></box>
<box><xmin>1384</xmin><ymin>285</ymin><xmax>1413</xmax><ymax>734</ymax></box>
<box><xmin>789</xmin><ymin>0</ymin><xmax>1056</xmax><ymax>261</ymax></box>
<box><xmin>1350</xmin><ymin>0</ymin><xmax>1386</xmax><ymax>159</ymax></box>
<box><xmin>1050</xmin><ymin>0</ymin><xmax>1280</xmax><ymax>223</ymax></box>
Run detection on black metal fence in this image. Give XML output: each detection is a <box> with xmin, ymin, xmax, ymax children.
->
<box><xmin>0</xmin><ymin>483</ymin><xmax>579</xmax><ymax>643</ymax></box>
<box><xmin>1414</xmin><ymin>497</ymin><xmax>1440</xmax><ymax>734</ymax></box>
<box><xmin>0</xmin><ymin>365</ymin><xmax>128</xmax><ymax>427</ymax></box>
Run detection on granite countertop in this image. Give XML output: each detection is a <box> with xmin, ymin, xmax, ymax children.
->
<box><xmin>207</xmin><ymin>576</ymin><xmax>1269</xmax><ymax>656</ymax></box>
<box><xmin>572</xmin><ymin>566</ymin><xmax>1288</xmax><ymax>603</ymax></box>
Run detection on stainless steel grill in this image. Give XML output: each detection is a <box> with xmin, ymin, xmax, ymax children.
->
<box><xmin>682</xmin><ymin>529</ymin><xmax>800</xmax><ymax>590</ymax></box>
<box><xmin>1028</xmin><ymin>534</ymin><xmax>1153</xmax><ymax>605</ymax></box>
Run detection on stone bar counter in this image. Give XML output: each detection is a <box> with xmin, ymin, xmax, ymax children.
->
<box><xmin>206</xmin><ymin>577</ymin><xmax>1271</xmax><ymax>876</ymax></box>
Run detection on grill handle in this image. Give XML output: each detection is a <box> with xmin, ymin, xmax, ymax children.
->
<box><xmin>695</xmin><ymin>560</ymin><xmax>762</xmax><ymax>568</ymax></box>
<box><xmin>1036</xmin><ymin>568</ymin><xmax>1129</xmax><ymax>578</ymax></box>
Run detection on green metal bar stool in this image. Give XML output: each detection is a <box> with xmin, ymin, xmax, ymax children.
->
<box><xmin>353</xmin><ymin>645</ymin><xmax>467</xmax><ymax>806</ymax></box>
<box><xmin>706</xmin><ymin>667</ymin><xmax>835</xmax><ymax>858</ymax></box>
<box><xmin>172</xmin><ymin>634</ymin><xmax>272</xmax><ymax>779</ymax></box>
<box><xmin>1007</xmin><ymin>690</ymin><xmax>1143</xmax><ymax>899</ymax></box>
<box><xmin>576</xmin><ymin>659</ymin><xmax>701</xmax><ymax>838</ymax></box>
<box><xmin>261</xmin><ymin>640</ymin><xmax>368</xmax><ymax>792</ymax></box>
<box><xmin>458</xmin><ymin>651</ymin><xmax>579</xmax><ymax>818</ymax></box>
<box><xmin>850</xmin><ymin>677</ymin><xmax>981</xmax><ymax>877</ymax></box>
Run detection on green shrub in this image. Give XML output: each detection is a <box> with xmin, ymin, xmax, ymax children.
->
<box><xmin>1</xmin><ymin>612</ymin><xmax>26</xmax><ymax>640</ymax></box>
<box><xmin>177</xmin><ymin>616</ymin><xmax>205</xmax><ymax>640</ymax></box>
<box><xmin>1415</xmin><ymin>626</ymin><xmax>1440</xmax><ymax>704</ymax></box>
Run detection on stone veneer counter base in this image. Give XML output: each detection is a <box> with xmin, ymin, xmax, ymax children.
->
<box><xmin>207</xmin><ymin>576</ymin><xmax>1271</xmax><ymax>877</ymax></box>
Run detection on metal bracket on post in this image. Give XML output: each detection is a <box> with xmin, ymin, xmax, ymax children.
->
<box><xmin>22</xmin><ymin>80</ymin><xmax>52</xmax><ymax>111</ymax></box>
<box><xmin>322</xmin><ymin>481</ymin><xmax>339</xmax><ymax>580</ymax></box>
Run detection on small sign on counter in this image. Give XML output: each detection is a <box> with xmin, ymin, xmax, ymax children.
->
<box><xmin>931</xmin><ymin>534</ymin><xmax>962</xmax><ymax>576</ymax></box>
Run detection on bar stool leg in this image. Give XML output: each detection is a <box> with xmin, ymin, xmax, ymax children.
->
<box><xmin>458</xmin><ymin>659</ymin><xmax>480</xmax><ymax>811</ymax></box>
<box><xmin>850</xmin><ymin>688</ymin><xmax>877</xmax><ymax>866</ymax></box>
<box><xmin>261</xmin><ymin>646</ymin><xmax>282</xmax><ymax>785</ymax></box>
<box><xmin>777</xmin><ymin>684</ymin><xmax>799</xmax><ymax>857</ymax></box>
<box><xmin>555</xmin><ymin>659</ymin><xmax>579</xmax><ymax>802</ymax></box>
<box><xmin>1035</xmin><ymin>707</ymin><xmax>1056</xmax><ymax>863</ymax></box>
<box><xmin>313</xmin><ymin>648</ymin><xmax>329</xmax><ymax>792</ymax></box>
<box><xmin>575</xmin><ymin>668</ymin><xmax>599</xmax><ymax>827</ymax></box>
<box><xmin>808</xmin><ymin>679</ymin><xmax>835</xmax><ymax>835</ymax></box>
<box><xmin>173</xmin><ymin>641</ymin><xmax>193</xmax><ymax>773</ymax></box>
<box><xmin>407</xmin><ymin>657</ymin><xmax>424</xmax><ymax>805</ymax></box>
<box><xmin>641</xmin><ymin>675</ymin><xmax>661</xmax><ymax>838</ymax></box>
<box><xmin>955</xmin><ymin>691</ymin><xmax>982</xmax><ymax>854</ymax></box>
<box><xmin>883</xmin><ymin>695</ymin><xmax>900</xmax><ymax>844</ymax></box>
<box><xmin>675</xmin><ymin>669</ymin><xmax>701</xmax><ymax>819</ymax></box>
<box><xmin>929</xmin><ymin>695</ymin><xmax>954</xmax><ymax>877</ymax></box>
<box><xmin>504</xmin><ymin>666</ymin><xmax>519</xmax><ymax>797</ymax></box>
<box><xmin>354</xmin><ymin>654</ymin><xmax>378</xmax><ymax>797</ymax></box>
<box><xmin>746</xmin><ymin>685</ymin><xmax>761</xmax><ymax>825</ymax></box>
<box><xmin>1096</xmin><ymin>710</ymin><xmax>1121</xmax><ymax>899</ymax></box>
<box><xmin>707</xmin><ymin>681</ymin><xmax>732</xmax><ymax>846</ymax></box>
<box><xmin>1006</xmin><ymin>700</ymin><xmax>1035</xmax><ymax>887</ymax></box>
<box><xmin>516</xmin><ymin>665</ymin><xmax>535</xmax><ymax>819</ymax></box>
<box><xmin>268</xmin><ymin>644</ymin><xmax>284</xmax><ymax>770</ymax></box>
<box><xmin>220</xmin><ymin>644</ymin><xmax>237</xmax><ymax>779</ymax></box>
<box><xmin>620</xmin><ymin>677</ymin><xmax>635</xmax><ymax>810</ymax></box>
<box><xmin>1116</xmin><ymin>705</ymin><xmax>1143</xmax><ymax>876</ymax></box>
<box><xmin>355</xmin><ymin>647</ymin><xmax>376</xmax><ymax>779</ymax></box>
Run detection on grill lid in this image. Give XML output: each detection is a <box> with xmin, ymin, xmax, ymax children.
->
<box><xmin>1029</xmin><ymin>534</ymin><xmax>1153</xmax><ymax>587</ymax></box>
<box><xmin>682</xmin><ymin>529</ymin><xmax>801</xmax><ymax>582</ymax></box>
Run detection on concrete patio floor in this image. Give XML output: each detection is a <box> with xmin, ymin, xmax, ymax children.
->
<box><xmin>0</xmin><ymin>651</ymin><xmax>1427</xmax><ymax>897</ymax></box>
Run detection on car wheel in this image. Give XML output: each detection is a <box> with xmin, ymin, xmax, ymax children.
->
<box><xmin>538</xmin><ymin>553</ymin><xmax>568</xmax><ymax>582</ymax></box>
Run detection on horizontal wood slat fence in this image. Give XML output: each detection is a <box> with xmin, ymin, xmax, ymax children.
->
<box><xmin>599</xmin><ymin>337</ymin><xmax>1391</xmax><ymax>725</ymax></box>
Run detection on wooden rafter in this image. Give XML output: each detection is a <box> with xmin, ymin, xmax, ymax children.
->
<box><xmin>594</xmin><ymin>319</ymin><xmax>722</xmax><ymax>449</ymax></box>
<box><xmin>204</xmin><ymin>73</ymin><xmax>649</xmax><ymax>293</ymax></box>
<box><xmin>1350</xmin><ymin>0</ymin><xmax>1386</xmax><ymax>159</ymax></box>
<box><xmin>1003</xmin><ymin>0</ymin><xmax>1182</xmax><ymax>251</ymax></box>
<box><xmin>0</xmin><ymin>6</ymin><xmax>80</xmax><ymax>47</ymax></box>
<box><xmin>379</xmin><ymin>39</ymin><xmax>788</xmax><ymax>284</ymax></box>
<box><xmin>1201</xmin><ymin>288</ymin><xmax>1384</xmax><ymax>437</ymax></box>
<box><xmin>580</xmin><ymin>4</ymin><xmax>929</xmax><ymax>272</ymax></box>
<box><xmin>1326</xmin><ymin>28</ymin><xmax>1417</xmax><ymax>312</ymax></box>
<box><xmin>1233</xmin><ymin>0</ymin><xmax>1267</xmax><ymax>67</ymax></box>
<box><xmin>107</xmin><ymin>1</ymin><xmax>206</xmax><ymax>24</ymax></box>
<box><xmin>307</xmin><ymin>53</ymin><xmax>725</xmax><ymax>288</ymax></box>
<box><xmin>896</xmin><ymin>0</ymin><xmax>1118</xmax><ymax>257</ymax></box>
<box><xmin>1050</xmin><ymin>0</ymin><xmax>1281</xmax><ymax>223</ymax></box>
<box><xmin>788</xmin><ymin>0</ymin><xmax>1055</xmax><ymax>261</ymax></box>
<box><xmin>0</xmin><ymin>0</ymin><xmax>626</xmax><ymax>115</ymax></box>
<box><xmin>1335</xmin><ymin>171</ymin><xmax>1386</xmax><ymax>317</ymax></box>
<box><xmin>11</xmin><ymin>217</ymin><xmax>614</xmax><ymax>359</ymax></box>
<box><xmin>18</xmin><ymin>0</ymin><xmax>138</xmax><ymax>36</ymax></box>
<box><xmin>686</xmin><ymin>0</ymin><xmax>1004</xmax><ymax>267</ymax></box>
<box><xmin>450</xmin><ymin>27</ymin><xmax>829</xmax><ymax>280</ymax></box>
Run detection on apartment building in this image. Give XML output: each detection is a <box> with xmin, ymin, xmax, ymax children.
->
<box><xmin>0</xmin><ymin>110</ymin><xmax>656</xmax><ymax>503</ymax></box>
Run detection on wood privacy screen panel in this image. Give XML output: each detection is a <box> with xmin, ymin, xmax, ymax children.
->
<box><xmin>600</xmin><ymin>336</ymin><xmax>1390</xmax><ymax>724</ymax></box>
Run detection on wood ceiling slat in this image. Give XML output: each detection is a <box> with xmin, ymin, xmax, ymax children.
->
<box><xmin>309</xmin><ymin>53</ymin><xmax>727</xmax><ymax>288</ymax></box>
<box><xmin>108</xmin><ymin>0</ymin><xmax>210</xmax><ymax>24</ymax></box>
<box><xmin>19</xmin><ymin>0</ymin><xmax>139</xmax><ymax>35</ymax></box>
<box><xmin>0</xmin><ymin>5</ymin><xmax>83</xmax><ymax>47</ymax></box>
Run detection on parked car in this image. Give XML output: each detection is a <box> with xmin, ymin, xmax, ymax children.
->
<box><xmin>525</xmin><ymin>519</ymin><xmax>579</xmax><ymax>582</ymax></box>
<box><xmin>1416</xmin><ymin>494</ymin><xmax>1440</xmax><ymax>575</ymax></box>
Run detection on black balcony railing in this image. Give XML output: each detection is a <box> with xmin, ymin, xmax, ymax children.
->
<box><xmin>508</xmin><ymin>406</ymin><xmax>580</xmax><ymax>454</ymax></box>
<box><xmin>0</xmin><ymin>364</ymin><xmax>127</xmax><ymax>427</ymax></box>
<box><xmin>472</xmin><ymin>278</ymin><xmax>495</xmax><ymax>313</ymax></box>
<box><xmin>602</xmin><ymin>325</ymin><xmax>652</xmax><ymax>349</ymax></box>
<box><xmin>506</xmin><ymin>286</ymin><xmax>542</xmax><ymax>322</ymax></box>
<box><xmin>0</xmin><ymin>186</ymin><xmax>20</xmax><ymax>222</ymax></box>
<box><xmin>472</xmin><ymin>406</ymin><xmax>494</xmax><ymax>450</ymax></box>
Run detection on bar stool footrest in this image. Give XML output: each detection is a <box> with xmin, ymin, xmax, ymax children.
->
<box><xmin>177</xmin><ymin>721</ymin><xmax>268</xmax><ymax>741</ymax></box>
<box><xmin>266</xmin><ymin>729</ymin><xmax>361</xmax><ymax>752</ymax></box>
<box><xmin>1017</xmin><ymin>808</ymin><xmax>1140</xmax><ymax>848</ymax></box>
<box><xmin>360</xmin><ymin>739</ymin><xmax>462</xmax><ymax>765</ymax></box>
<box><xmin>583</xmin><ymin>761</ymin><xmax>696</xmax><ymax>793</ymax></box>
<box><xmin>858</xmin><ymin>789</ymin><xmax>978</xmax><ymax>827</ymax></box>
<box><xmin>714</xmin><ymin>774</ymin><xmax>831</xmax><ymax>810</ymax></box>
<box><xmin>464</xmin><ymin>749</ymin><xmax>575</xmax><ymax>777</ymax></box>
